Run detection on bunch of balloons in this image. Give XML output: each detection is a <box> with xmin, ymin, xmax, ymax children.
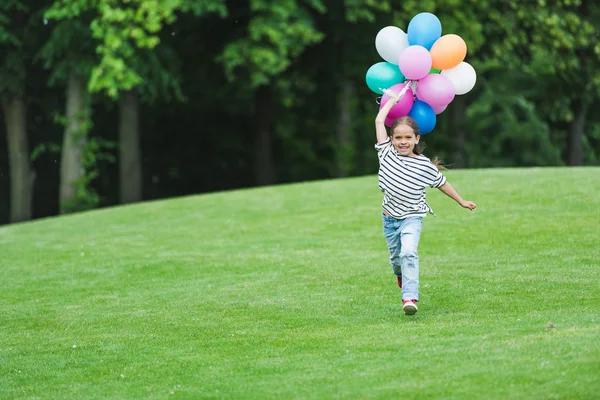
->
<box><xmin>365</xmin><ymin>12</ymin><xmax>477</xmax><ymax>134</ymax></box>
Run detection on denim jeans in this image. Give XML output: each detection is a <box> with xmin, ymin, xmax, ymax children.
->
<box><xmin>382</xmin><ymin>214</ymin><xmax>423</xmax><ymax>301</ymax></box>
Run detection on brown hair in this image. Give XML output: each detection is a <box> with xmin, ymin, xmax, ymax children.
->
<box><xmin>389</xmin><ymin>116</ymin><xmax>446</xmax><ymax>170</ymax></box>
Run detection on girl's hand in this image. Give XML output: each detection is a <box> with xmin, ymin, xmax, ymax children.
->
<box><xmin>460</xmin><ymin>200</ymin><xmax>477</xmax><ymax>211</ymax></box>
<box><xmin>382</xmin><ymin>88</ymin><xmax>403</xmax><ymax>105</ymax></box>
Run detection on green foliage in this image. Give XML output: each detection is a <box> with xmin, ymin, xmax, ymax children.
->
<box><xmin>482</xmin><ymin>1</ymin><xmax>599</xmax><ymax>110</ymax></box>
<box><xmin>220</xmin><ymin>0</ymin><xmax>325</xmax><ymax>87</ymax></box>
<box><xmin>30</xmin><ymin>141</ymin><xmax>61</xmax><ymax>162</ymax></box>
<box><xmin>584</xmin><ymin>119</ymin><xmax>600</xmax><ymax>165</ymax></box>
<box><xmin>52</xmin><ymin>102</ymin><xmax>116</xmax><ymax>213</ymax></box>
<box><xmin>44</xmin><ymin>0</ymin><xmax>227</xmax><ymax>97</ymax></box>
<box><xmin>37</xmin><ymin>18</ymin><xmax>96</xmax><ymax>86</ymax></box>
<box><xmin>2</xmin><ymin>0</ymin><xmax>600</xmax><ymax>225</ymax></box>
<box><xmin>0</xmin><ymin>1</ymin><xmax>49</xmax><ymax>97</ymax></box>
<box><xmin>0</xmin><ymin>52</ymin><xmax>26</xmax><ymax>96</ymax></box>
<box><xmin>344</xmin><ymin>0</ymin><xmax>391</xmax><ymax>22</ymax></box>
<box><xmin>0</xmin><ymin>1</ymin><xmax>24</xmax><ymax>46</ymax></box>
<box><xmin>467</xmin><ymin>90</ymin><xmax>562</xmax><ymax>167</ymax></box>
<box><xmin>61</xmin><ymin>136</ymin><xmax>116</xmax><ymax>213</ymax></box>
<box><xmin>133</xmin><ymin>44</ymin><xmax>186</xmax><ymax>104</ymax></box>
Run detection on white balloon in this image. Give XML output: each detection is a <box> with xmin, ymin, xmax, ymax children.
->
<box><xmin>440</xmin><ymin>62</ymin><xmax>477</xmax><ymax>95</ymax></box>
<box><xmin>375</xmin><ymin>26</ymin><xmax>410</xmax><ymax>65</ymax></box>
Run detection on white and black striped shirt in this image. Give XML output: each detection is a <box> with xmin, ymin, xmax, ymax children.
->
<box><xmin>375</xmin><ymin>138</ymin><xmax>446</xmax><ymax>219</ymax></box>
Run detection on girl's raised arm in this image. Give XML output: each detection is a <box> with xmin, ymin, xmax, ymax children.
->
<box><xmin>375</xmin><ymin>91</ymin><xmax>402</xmax><ymax>144</ymax></box>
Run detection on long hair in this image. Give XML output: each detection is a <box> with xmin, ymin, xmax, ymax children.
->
<box><xmin>390</xmin><ymin>116</ymin><xmax>446</xmax><ymax>171</ymax></box>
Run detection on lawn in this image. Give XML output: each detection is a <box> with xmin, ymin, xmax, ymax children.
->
<box><xmin>1</xmin><ymin>167</ymin><xmax>599</xmax><ymax>399</ymax></box>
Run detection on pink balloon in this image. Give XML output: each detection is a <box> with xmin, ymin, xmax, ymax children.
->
<box><xmin>431</xmin><ymin>103</ymin><xmax>448</xmax><ymax>114</ymax></box>
<box><xmin>380</xmin><ymin>83</ymin><xmax>415</xmax><ymax>120</ymax></box>
<box><xmin>416</xmin><ymin>74</ymin><xmax>455</xmax><ymax>107</ymax></box>
<box><xmin>385</xmin><ymin>115</ymin><xmax>396</xmax><ymax>127</ymax></box>
<box><xmin>398</xmin><ymin>45</ymin><xmax>432</xmax><ymax>80</ymax></box>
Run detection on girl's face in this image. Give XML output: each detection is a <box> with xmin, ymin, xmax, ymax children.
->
<box><xmin>391</xmin><ymin>124</ymin><xmax>419</xmax><ymax>157</ymax></box>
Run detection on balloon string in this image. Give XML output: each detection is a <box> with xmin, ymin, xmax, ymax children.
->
<box><xmin>377</xmin><ymin>79</ymin><xmax>413</xmax><ymax>104</ymax></box>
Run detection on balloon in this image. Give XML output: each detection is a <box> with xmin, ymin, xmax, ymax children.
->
<box><xmin>430</xmin><ymin>34</ymin><xmax>467</xmax><ymax>70</ymax></box>
<box><xmin>429</xmin><ymin>68</ymin><xmax>441</xmax><ymax>74</ymax></box>
<box><xmin>440</xmin><ymin>62</ymin><xmax>477</xmax><ymax>95</ymax></box>
<box><xmin>398</xmin><ymin>45</ymin><xmax>432</xmax><ymax>80</ymax></box>
<box><xmin>375</xmin><ymin>26</ymin><xmax>410</xmax><ymax>65</ymax></box>
<box><xmin>385</xmin><ymin>115</ymin><xmax>396</xmax><ymax>128</ymax></box>
<box><xmin>416</xmin><ymin>74</ymin><xmax>455</xmax><ymax>107</ymax></box>
<box><xmin>431</xmin><ymin>103</ymin><xmax>448</xmax><ymax>115</ymax></box>
<box><xmin>407</xmin><ymin>12</ymin><xmax>442</xmax><ymax>50</ymax></box>
<box><xmin>408</xmin><ymin>100</ymin><xmax>436</xmax><ymax>134</ymax></box>
<box><xmin>380</xmin><ymin>83</ymin><xmax>415</xmax><ymax>119</ymax></box>
<box><xmin>365</xmin><ymin>62</ymin><xmax>405</xmax><ymax>94</ymax></box>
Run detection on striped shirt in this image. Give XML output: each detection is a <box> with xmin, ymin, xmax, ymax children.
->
<box><xmin>375</xmin><ymin>138</ymin><xmax>446</xmax><ymax>218</ymax></box>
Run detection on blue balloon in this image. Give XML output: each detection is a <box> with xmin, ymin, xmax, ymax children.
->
<box><xmin>409</xmin><ymin>100</ymin><xmax>436</xmax><ymax>134</ymax></box>
<box><xmin>407</xmin><ymin>12</ymin><xmax>442</xmax><ymax>51</ymax></box>
<box><xmin>365</xmin><ymin>62</ymin><xmax>405</xmax><ymax>94</ymax></box>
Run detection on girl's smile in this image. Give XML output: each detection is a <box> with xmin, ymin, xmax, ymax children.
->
<box><xmin>391</xmin><ymin>124</ymin><xmax>420</xmax><ymax>156</ymax></box>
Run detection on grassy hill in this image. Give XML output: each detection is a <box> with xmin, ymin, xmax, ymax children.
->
<box><xmin>1</xmin><ymin>167</ymin><xmax>599</xmax><ymax>399</ymax></box>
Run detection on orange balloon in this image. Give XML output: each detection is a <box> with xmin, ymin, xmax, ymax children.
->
<box><xmin>430</xmin><ymin>34</ymin><xmax>467</xmax><ymax>70</ymax></box>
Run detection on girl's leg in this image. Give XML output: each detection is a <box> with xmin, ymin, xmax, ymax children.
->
<box><xmin>399</xmin><ymin>217</ymin><xmax>423</xmax><ymax>301</ymax></box>
<box><xmin>382</xmin><ymin>215</ymin><xmax>403</xmax><ymax>282</ymax></box>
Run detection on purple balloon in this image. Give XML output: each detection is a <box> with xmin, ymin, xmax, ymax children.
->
<box><xmin>398</xmin><ymin>45</ymin><xmax>432</xmax><ymax>80</ymax></box>
<box><xmin>416</xmin><ymin>74</ymin><xmax>455</xmax><ymax>107</ymax></box>
<box><xmin>431</xmin><ymin>103</ymin><xmax>448</xmax><ymax>115</ymax></box>
<box><xmin>380</xmin><ymin>83</ymin><xmax>415</xmax><ymax>119</ymax></box>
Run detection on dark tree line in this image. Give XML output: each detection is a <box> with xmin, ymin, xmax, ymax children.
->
<box><xmin>1</xmin><ymin>0</ymin><xmax>598</xmax><ymax>226</ymax></box>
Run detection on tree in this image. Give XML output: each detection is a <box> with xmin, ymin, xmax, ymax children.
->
<box><xmin>220</xmin><ymin>0</ymin><xmax>326</xmax><ymax>185</ymax></box>
<box><xmin>118</xmin><ymin>89</ymin><xmax>141</xmax><ymax>203</ymax></box>
<box><xmin>117</xmin><ymin>45</ymin><xmax>186</xmax><ymax>204</ymax></box>
<box><xmin>39</xmin><ymin>11</ymin><xmax>98</xmax><ymax>213</ymax></box>
<box><xmin>45</xmin><ymin>0</ymin><xmax>227</xmax><ymax>204</ymax></box>
<box><xmin>326</xmin><ymin>0</ymin><xmax>392</xmax><ymax>177</ymax></box>
<box><xmin>0</xmin><ymin>0</ymin><xmax>45</xmax><ymax>222</ymax></box>
<box><xmin>526</xmin><ymin>1</ymin><xmax>600</xmax><ymax>166</ymax></box>
<box><xmin>476</xmin><ymin>0</ymin><xmax>600</xmax><ymax>166</ymax></box>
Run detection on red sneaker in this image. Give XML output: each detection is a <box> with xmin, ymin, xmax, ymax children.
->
<box><xmin>402</xmin><ymin>300</ymin><xmax>418</xmax><ymax>315</ymax></box>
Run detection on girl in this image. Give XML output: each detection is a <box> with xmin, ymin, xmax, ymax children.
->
<box><xmin>375</xmin><ymin>91</ymin><xmax>476</xmax><ymax>315</ymax></box>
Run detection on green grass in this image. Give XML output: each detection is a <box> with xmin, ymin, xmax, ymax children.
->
<box><xmin>1</xmin><ymin>167</ymin><xmax>599</xmax><ymax>399</ymax></box>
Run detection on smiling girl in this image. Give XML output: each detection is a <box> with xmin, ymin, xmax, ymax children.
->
<box><xmin>375</xmin><ymin>91</ymin><xmax>476</xmax><ymax>315</ymax></box>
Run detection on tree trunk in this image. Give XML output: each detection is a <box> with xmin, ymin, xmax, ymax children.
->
<box><xmin>568</xmin><ymin>0</ymin><xmax>589</xmax><ymax>167</ymax></box>
<box><xmin>119</xmin><ymin>89</ymin><xmax>142</xmax><ymax>203</ymax></box>
<box><xmin>450</xmin><ymin>96</ymin><xmax>467</xmax><ymax>168</ymax></box>
<box><xmin>3</xmin><ymin>95</ymin><xmax>34</xmax><ymax>223</ymax></box>
<box><xmin>567</xmin><ymin>98</ymin><xmax>587</xmax><ymax>166</ymax></box>
<box><xmin>336</xmin><ymin>79</ymin><xmax>354</xmax><ymax>177</ymax></box>
<box><xmin>254</xmin><ymin>84</ymin><xmax>274</xmax><ymax>186</ymax></box>
<box><xmin>59</xmin><ymin>73</ymin><xmax>88</xmax><ymax>214</ymax></box>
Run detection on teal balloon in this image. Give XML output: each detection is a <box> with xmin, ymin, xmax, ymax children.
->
<box><xmin>365</xmin><ymin>62</ymin><xmax>405</xmax><ymax>94</ymax></box>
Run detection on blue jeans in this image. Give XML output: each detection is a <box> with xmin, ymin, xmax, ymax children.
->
<box><xmin>382</xmin><ymin>214</ymin><xmax>423</xmax><ymax>301</ymax></box>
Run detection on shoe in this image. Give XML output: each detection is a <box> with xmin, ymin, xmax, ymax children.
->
<box><xmin>403</xmin><ymin>300</ymin><xmax>418</xmax><ymax>315</ymax></box>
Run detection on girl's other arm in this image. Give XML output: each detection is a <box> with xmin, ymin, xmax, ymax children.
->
<box><xmin>438</xmin><ymin>182</ymin><xmax>476</xmax><ymax>211</ymax></box>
